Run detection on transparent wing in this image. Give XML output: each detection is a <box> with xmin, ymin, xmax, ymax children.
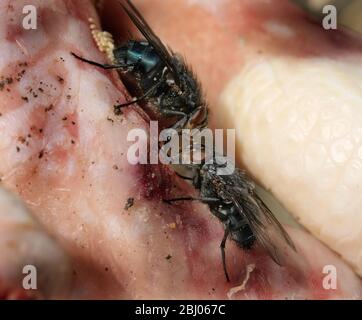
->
<box><xmin>121</xmin><ymin>0</ymin><xmax>178</xmax><ymax>78</ymax></box>
<box><xmin>226</xmin><ymin>173</ymin><xmax>296</xmax><ymax>266</ymax></box>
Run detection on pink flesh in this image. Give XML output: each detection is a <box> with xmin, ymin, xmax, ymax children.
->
<box><xmin>0</xmin><ymin>0</ymin><xmax>361</xmax><ymax>299</ymax></box>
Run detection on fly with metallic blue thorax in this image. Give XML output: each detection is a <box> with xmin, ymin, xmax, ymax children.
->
<box><xmin>72</xmin><ymin>0</ymin><xmax>208</xmax><ymax>132</ymax></box>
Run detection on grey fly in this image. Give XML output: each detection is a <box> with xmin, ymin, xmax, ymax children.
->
<box><xmin>165</xmin><ymin>161</ymin><xmax>297</xmax><ymax>282</ymax></box>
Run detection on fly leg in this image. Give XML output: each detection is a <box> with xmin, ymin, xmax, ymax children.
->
<box><xmin>162</xmin><ymin>110</ymin><xmax>187</xmax><ymax>117</ymax></box>
<box><xmin>172</xmin><ymin>164</ymin><xmax>202</xmax><ymax>186</ymax></box>
<box><xmin>221</xmin><ymin>226</ymin><xmax>231</xmax><ymax>282</ymax></box>
<box><xmin>71</xmin><ymin>52</ymin><xmax>131</xmax><ymax>70</ymax></box>
<box><xmin>164</xmin><ymin>195</ymin><xmax>231</xmax><ymax>281</ymax></box>
<box><xmin>164</xmin><ymin>196</ymin><xmax>227</xmax><ymax>214</ymax></box>
<box><xmin>163</xmin><ymin>196</ymin><xmax>220</xmax><ymax>205</ymax></box>
<box><xmin>116</xmin><ymin>64</ymin><xmax>171</xmax><ymax>109</ymax></box>
<box><xmin>162</xmin><ymin>110</ymin><xmax>188</xmax><ymax>131</ymax></box>
<box><xmin>71</xmin><ymin>52</ymin><xmax>152</xmax><ymax>111</ymax></box>
<box><xmin>174</xmin><ymin>172</ymin><xmax>193</xmax><ymax>180</ymax></box>
<box><xmin>115</xmin><ymin>75</ymin><xmax>168</xmax><ymax>110</ymax></box>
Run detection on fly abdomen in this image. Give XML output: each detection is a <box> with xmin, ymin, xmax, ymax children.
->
<box><xmin>233</xmin><ymin>225</ymin><xmax>255</xmax><ymax>250</ymax></box>
<box><xmin>210</xmin><ymin>201</ymin><xmax>256</xmax><ymax>250</ymax></box>
<box><xmin>228</xmin><ymin>208</ymin><xmax>256</xmax><ymax>250</ymax></box>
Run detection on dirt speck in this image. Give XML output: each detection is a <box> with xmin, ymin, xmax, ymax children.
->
<box><xmin>114</xmin><ymin>105</ymin><xmax>123</xmax><ymax>116</ymax></box>
<box><xmin>124</xmin><ymin>197</ymin><xmax>134</xmax><ymax>210</ymax></box>
<box><xmin>57</xmin><ymin>75</ymin><xmax>64</xmax><ymax>84</ymax></box>
<box><xmin>45</xmin><ymin>104</ymin><xmax>54</xmax><ymax>112</ymax></box>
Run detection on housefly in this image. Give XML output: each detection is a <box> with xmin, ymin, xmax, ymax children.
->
<box><xmin>72</xmin><ymin>0</ymin><xmax>208</xmax><ymax>132</ymax></box>
<box><xmin>72</xmin><ymin>0</ymin><xmax>299</xmax><ymax>282</ymax></box>
<box><xmin>164</xmin><ymin>160</ymin><xmax>297</xmax><ymax>282</ymax></box>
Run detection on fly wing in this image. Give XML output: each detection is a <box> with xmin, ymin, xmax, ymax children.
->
<box><xmin>226</xmin><ymin>173</ymin><xmax>297</xmax><ymax>266</ymax></box>
<box><xmin>121</xmin><ymin>0</ymin><xmax>179</xmax><ymax>79</ymax></box>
